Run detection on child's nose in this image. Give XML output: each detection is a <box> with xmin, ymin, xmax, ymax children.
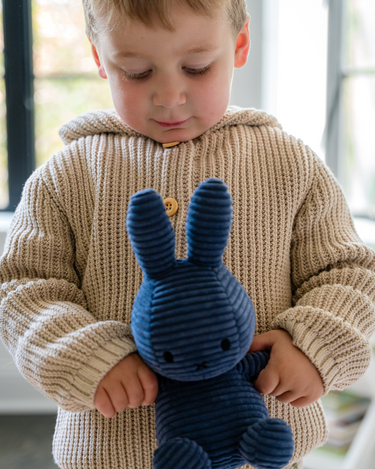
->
<box><xmin>153</xmin><ymin>80</ymin><xmax>187</xmax><ymax>108</ymax></box>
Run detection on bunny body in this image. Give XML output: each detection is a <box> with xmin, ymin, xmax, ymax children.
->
<box><xmin>127</xmin><ymin>179</ymin><xmax>295</xmax><ymax>469</ymax></box>
<box><xmin>155</xmin><ymin>350</ymin><xmax>270</xmax><ymax>469</ymax></box>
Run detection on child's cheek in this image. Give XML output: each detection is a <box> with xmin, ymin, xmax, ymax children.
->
<box><xmin>109</xmin><ymin>79</ymin><xmax>147</xmax><ymax>130</ymax></box>
<box><xmin>194</xmin><ymin>77</ymin><xmax>231</xmax><ymax>126</ymax></box>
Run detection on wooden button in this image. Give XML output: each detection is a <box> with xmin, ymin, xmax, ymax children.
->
<box><xmin>162</xmin><ymin>141</ymin><xmax>181</xmax><ymax>148</ymax></box>
<box><xmin>163</xmin><ymin>197</ymin><xmax>178</xmax><ymax>216</ymax></box>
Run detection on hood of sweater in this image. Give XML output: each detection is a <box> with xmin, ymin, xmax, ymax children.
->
<box><xmin>58</xmin><ymin>106</ymin><xmax>282</xmax><ymax>146</ymax></box>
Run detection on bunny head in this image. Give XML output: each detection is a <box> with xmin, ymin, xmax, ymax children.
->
<box><xmin>126</xmin><ymin>179</ymin><xmax>256</xmax><ymax>381</ymax></box>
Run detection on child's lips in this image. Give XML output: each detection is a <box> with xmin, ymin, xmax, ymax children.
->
<box><xmin>154</xmin><ymin>118</ymin><xmax>190</xmax><ymax>128</ymax></box>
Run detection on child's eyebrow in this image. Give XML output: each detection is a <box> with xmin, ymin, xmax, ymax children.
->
<box><xmin>114</xmin><ymin>52</ymin><xmax>144</xmax><ymax>59</ymax></box>
<box><xmin>185</xmin><ymin>46</ymin><xmax>216</xmax><ymax>54</ymax></box>
<box><xmin>114</xmin><ymin>45</ymin><xmax>216</xmax><ymax>60</ymax></box>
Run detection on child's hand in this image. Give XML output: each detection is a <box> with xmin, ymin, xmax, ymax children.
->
<box><xmin>249</xmin><ymin>330</ymin><xmax>324</xmax><ymax>407</ymax></box>
<box><xmin>94</xmin><ymin>352</ymin><xmax>158</xmax><ymax>418</ymax></box>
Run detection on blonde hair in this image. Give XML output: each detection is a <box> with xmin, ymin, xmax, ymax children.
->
<box><xmin>82</xmin><ymin>0</ymin><xmax>248</xmax><ymax>42</ymax></box>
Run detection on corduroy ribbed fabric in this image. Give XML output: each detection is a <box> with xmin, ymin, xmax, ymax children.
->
<box><xmin>126</xmin><ymin>180</ymin><xmax>295</xmax><ymax>468</ymax></box>
<box><xmin>0</xmin><ymin>106</ymin><xmax>375</xmax><ymax>469</ymax></box>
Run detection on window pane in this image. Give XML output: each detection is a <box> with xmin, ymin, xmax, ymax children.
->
<box><xmin>34</xmin><ymin>78</ymin><xmax>113</xmax><ymax>167</ymax></box>
<box><xmin>344</xmin><ymin>0</ymin><xmax>375</xmax><ymax>69</ymax></box>
<box><xmin>33</xmin><ymin>0</ymin><xmax>96</xmax><ymax>77</ymax></box>
<box><xmin>33</xmin><ymin>0</ymin><xmax>114</xmax><ymax>168</ymax></box>
<box><xmin>342</xmin><ymin>76</ymin><xmax>375</xmax><ymax>218</ymax></box>
<box><xmin>0</xmin><ymin>2</ymin><xmax>8</xmax><ymax>209</ymax></box>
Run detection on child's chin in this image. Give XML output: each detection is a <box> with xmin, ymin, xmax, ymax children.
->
<box><xmin>152</xmin><ymin>126</ymin><xmax>206</xmax><ymax>144</ymax></box>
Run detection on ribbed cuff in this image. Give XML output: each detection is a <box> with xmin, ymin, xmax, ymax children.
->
<box><xmin>271</xmin><ymin>306</ymin><xmax>371</xmax><ymax>394</ymax></box>
<box><xmin>71</xmin><ymin>335</ymin><xmax>138</xmax><ymax>409</ymax></box>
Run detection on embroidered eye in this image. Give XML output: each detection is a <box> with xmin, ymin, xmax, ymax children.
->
<box><xmin>221</xmin><ymin>339</ymin><xmax>231</xmax><ymax>351</ymax></box>
<box><xmin>164</xmin><ymin>351</ymin><xmax>174</xmax><ymax>363</ymax></box>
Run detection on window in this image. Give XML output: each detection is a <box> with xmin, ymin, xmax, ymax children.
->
<box><xmin>33</xmin><ymin>0</ymin><xmax>112</xmax><ymax>168</ymax></box>
<box><xmin>0</xmin><ymin>0</ymin><xmax>374</xmax><ymax>218</ymax></box>
<box><xmin>0</xmin><ymin>0</ymin><xmax>113</xmax><ymax>211</ymax></box>
<box><xmin>326</xmin><ymin>0</ymin><xmax>375</xmax><ymax>219</ymax></box>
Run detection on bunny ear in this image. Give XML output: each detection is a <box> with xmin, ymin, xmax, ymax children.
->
<box><xmin>186</xmin><ymin>179</ymin><xmax>232</xmax><ymax>267</ymax></box>
<box><xmin>126</xmin><ymin>189</ymin><xmax>176</xmax><ymax>278</ymax></box>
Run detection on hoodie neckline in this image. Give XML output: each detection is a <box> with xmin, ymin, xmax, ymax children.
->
<box><xmin>58</xmin><ymin>106</ymin><xmax>282</xmax><ymax>146</ymax></box>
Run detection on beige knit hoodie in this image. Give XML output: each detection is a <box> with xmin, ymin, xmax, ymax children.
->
<box><xmin>1</xmin><ymin>107</ymin><xmax>375</xmax><ymax>469</ymax></box>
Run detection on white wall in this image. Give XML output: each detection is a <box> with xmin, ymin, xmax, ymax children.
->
<box><xmin>232</xmin><ymin>0</ymin><xmax>328</xmax><ymax>160</ymax></box>
<box><xmin>276</xmin><ymin>0</ymin><xmax>328</xmax><ymax>158</ymax></box>
<box><xmin>230</xmin><ymin>0</ymin><xmax>280</xmax><ymax>112</ymax></box>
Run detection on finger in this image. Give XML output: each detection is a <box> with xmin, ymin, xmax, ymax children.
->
<box><xmin>125</xmin><ymin>377</ymin><xmax>145</xmax><ymax>408</ymax></box>
<box><xmin>94</xmin><ymin>386</ymin><xmax>116</xmax><ymax>418</ymax></box>
<box><xmin>274</xmin><ymin>390</ymin><xmax>300</xmax><ymax>404</ymax></box>
<box><xmin>253</xmin><ymin>366</ymin><xmax>280</xmax><ymax>395</ymax></box>
<box><xmin>268</xmin><ymin>381</ymin><xmax>292</xmax><ymax>398</ymax></box>
<box><xmin>249</xmin><ymin>332</ymin><xmax>275</xmax><ymax>353</ymax></box>
<box><xmin>107</xmin><ymin>383</ymin><xmax>129</xmax><ymax>413</ymax></box>
<box><xmin>138</xmin><ymin>366</ymin><xmax>158</xmax><ymax>405</ymax></box>
<box><xmin>289</xmin><ymin>395</ymin><xmax>314</xmax><ymax>408</ymax></box>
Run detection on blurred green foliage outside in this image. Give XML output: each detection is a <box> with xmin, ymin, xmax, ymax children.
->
<box><xmin>32</xmin><ymin>0</ymin><xmax>113</xmax><ymax>168</ymax></box>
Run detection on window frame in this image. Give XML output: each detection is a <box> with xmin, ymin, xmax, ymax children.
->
<box><xmin>325</xmin><ymin>0</ymin><xmax>344</xmax><ymax>182</ymax></box>
<box><xmin>2</xmin><ymin>0</ymin><xmax>373</xmax><ymax>215</ymax></box>
<box><xmin>325</xmin><ymin>0</ymin><xmax>375</xmax><ymax>220</ymax></box>
<box><xmin>2</xmin><ymin>0</ymin><xmax>35</xmax><ymax>212</ymax></box>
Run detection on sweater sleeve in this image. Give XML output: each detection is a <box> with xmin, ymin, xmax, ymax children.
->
<box><xmin>0</xmin><ymin>171</ymin><xmax>137</xmax><ymax>412</ymax></box>
<box><xmin>271</xmin><ymin>153</ymin><xmax>375</xmax><ymax>394</ymax></box>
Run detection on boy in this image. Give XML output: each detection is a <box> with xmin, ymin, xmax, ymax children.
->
<box><xmin>0</xmin><ymin>1</ymin><xmax>374</xmax><ymax>468</ymax></box>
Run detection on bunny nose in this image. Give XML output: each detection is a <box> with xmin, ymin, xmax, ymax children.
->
<box><xmin>195</xmin><ymin>361</ymin><xmax>208</xmax><ymax>371</ymax></box>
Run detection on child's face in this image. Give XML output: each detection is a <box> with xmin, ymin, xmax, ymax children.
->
<box><xmin>91</xmin><ymin>6</ymin><xmax>250</xmax><ymax>143</ymax></box>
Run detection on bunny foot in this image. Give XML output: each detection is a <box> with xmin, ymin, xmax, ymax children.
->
<box><xmin>238</xmin><ymin>418</ymin><xmax>294</xmax><ymax>469</ymax></box>
<box><xmin>153</xmin><ymin>437</ymin><xmax>212</xmax><ymax>469</ymax></box>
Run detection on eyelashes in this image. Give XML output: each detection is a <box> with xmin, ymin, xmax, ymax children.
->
<box><xmin>122</xmin><ymin>65</ymin><xmax>211</xmax><ymax>82</ymax></box>
<box><xmin>185</xmin><ymin>65</ymin><xmax>210</xmax><ymax>76</ymax></box>
<box><xmin>122</xmin><ymin>70</ymin><xmax>151</xmax><ymax>81</ymax></box>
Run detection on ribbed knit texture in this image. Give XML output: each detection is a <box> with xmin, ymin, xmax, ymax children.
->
<box><xmin>0</xmin><ymin>106</ymin><xmax>375</xmax><ymax>469</ymax></box>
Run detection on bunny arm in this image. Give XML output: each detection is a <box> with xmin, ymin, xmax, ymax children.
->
<box><xmin>236</xmin><ymin>350</ymin><xmax>270</xmax><ymax>381</ymax></box>
<box><xmin>156</xmin><ymin>350</ymin><xmax>270</xmax><ymax>394</ymax></box>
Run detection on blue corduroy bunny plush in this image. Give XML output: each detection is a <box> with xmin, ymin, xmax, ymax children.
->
<box><xmin>126</xmin><ymin>179</ymin><xmax>295</xmax><ymax>469</ymax></box>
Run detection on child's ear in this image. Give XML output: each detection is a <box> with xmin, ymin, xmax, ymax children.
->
<box><xmin>89</xmin><ymin>38</ymin><xmax>108</xmax><ymax>79</ymax></box>
<box><xmin>234</xmin><ymin>15</ymin><xmax>250</xmax><ymax>69</ymax></box>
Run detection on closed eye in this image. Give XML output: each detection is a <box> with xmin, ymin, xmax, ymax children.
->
<box><xmin>122</xmin><ymin>70</ymin><xmax>152</xmax><ymax>82</ymax></box>
<box><xmin>122</xmin><ymin>65</ymin><xmax>210</xmax><ymax>82</ymax></box>
<box><xmin>184</xmin><ymin>65</ymin><xmax>210</xmax><ymax>76</ymax></box>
